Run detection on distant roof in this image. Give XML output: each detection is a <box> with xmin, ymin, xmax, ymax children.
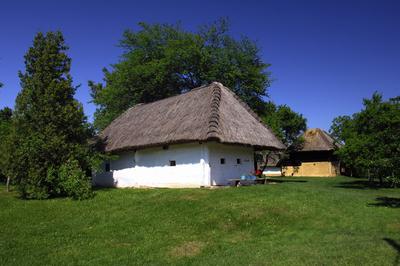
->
<box><xmin>300</xmin><ymin>128</ymin><xmax>341</xmax><ymax>152</ymax></box>
<box><xmin>101</xmin><ymin>82</ymin><xmax>285</xmax><ymax>152</ymax></box>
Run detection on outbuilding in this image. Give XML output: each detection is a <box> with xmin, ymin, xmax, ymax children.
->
<box><xmin>282</xmin><ymin>128</ymin><xmax>341</xmax><ymax>177</ymax></box>
<box><xmin>93</xmin><ymin>82</ymin><xmax>284</xmax><ymax>188</ymax></box>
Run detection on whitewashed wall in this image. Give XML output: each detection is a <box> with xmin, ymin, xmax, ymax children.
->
<box><xmin>208</xmin><ymin>142</ymin><xmax>255</xmax><ymax>185</ymax></box>
<box><xmin>263</xmin><ymin>167</ymin><xmax>282</xmax><ymax>176</ymax></box>
<box><xmin>94</xmin><ymin>143</ymin><xmax>210</xmax><ymax>188</ymax></box>
<box><xmin>93</xmin><ymin>141</ymin><xmax>255</xmax><ymax>188</ymax></box>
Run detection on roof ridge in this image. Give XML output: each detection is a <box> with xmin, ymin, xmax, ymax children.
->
<box><xmin>319</xmin><ymin>129</ymin><xmax>338</xmax><ymax>149</ymax></box>
<box><xmin>206</xmin><ymin>82</ymin><xmax>222</xmax><ymax>140</ymax></box>
<box><xmin>216</xmin><ymin>83</ymin><xmax>285</xmax><ymax>149</ymax></box>
<box><xmin>301</xmin><ymin>128</ymin><xmax>338</xmax><ymax>151</ymax></box>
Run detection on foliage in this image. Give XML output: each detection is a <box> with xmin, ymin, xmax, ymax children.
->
<box><xmin>330</xmin><ymin>92</ymin><xmax>400</xmax><ymax>182</ymax></box>
<box><xmin>90</xmin><ymin>19</ymin><xmax>272</xmax><ymax>130</ymax></box>
<box><xmin>58</xmin><ymin>159</ymin><xmax>93</xmax><ymax>200</ymax></box>
<box><xmin>0</xmin><ymin>107</ymin><xmax>13</xmax><ymax>183</ymax></box>
<box><xmin>0</xmin><ymin>176</ymin><xmax>399</xmax><ymax>265</ymax></box>
<box><xmin>385</xmin><ymin>175</ymin><xmax>400</xmax><ymax>188</ymax></box>
<box><xmin>261</xmin><ymin>101</ymin><xmax>307</xmax><ymax>147</ymax></box>
<box><xmin>329</xmin><ymin>115</ymin><xmax>351</xmax><ymax>144</ymax></box>
<box><xmin>10</xmin><ymin>31</ymin><xmax>95</xmax><ymax>199</ymax></box>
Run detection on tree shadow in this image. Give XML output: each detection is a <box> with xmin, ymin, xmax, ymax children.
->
<box><xmin>92</xmin><ymin>186</ymin><xmax>116</xmax><ymax>192</ymax></box>
<box><xmin>383</xmin><ymin>238</ymin><xmax>400</xmax><ymax>266</ymax></box>
<box><xmin>369</xmin><ymin>197</ymin><xmax>400</xmax><ymax>208</ymax></box>
<box><xmin>335</xmin><ymin>180</ymin><xmax>391</xmax><ymax>190</ymax></box>
<box><xmin>268</xmin><ymin>178</ymin><xmax>308</xmax><ymax>183</ymax></box>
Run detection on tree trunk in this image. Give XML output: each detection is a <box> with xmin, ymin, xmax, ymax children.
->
<box><xmin>378</xmin><ymin>176</ymin><xmax>383</xmax><ymax>186</ymax></box>
<box><xmin>261</xmin><ymin>152</ymin><xmax>272</xmax><ymax>173</ymax></box>
<box><xmin>368</xmin><ymin>169</ymin><xmax>372</xmax><ymax>184</ymax></box>
<box><xmin>6</xmin><ymin>176</ymin><xmax>10</xmax><ymax>192</ymax></box>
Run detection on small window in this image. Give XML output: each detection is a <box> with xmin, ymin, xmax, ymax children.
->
<box><xmin>236</xmin><ymin>158</ymin><xmax>241</xmax><ymax>164</ymax></box>
<box><xmin>105</xmin><ymin>162</ymin><xmax>110</xmax><ymax>172</ymax></box>
<box><xmin>169</xmin><ymin>160</ymin><xmax>176</xmax><ymax>166</ymax></box>
<box><xmin>220</xmin><ymin>158</ymin><xmax>225</xmax><ymax>164</ymax></box>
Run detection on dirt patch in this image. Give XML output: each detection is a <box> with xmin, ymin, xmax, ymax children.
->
<box><xmin>240</xmin><ymin>208</ymin><xmax>266</xmax><ymax>220</ymax></box>
<box><xmin>168</xmin><ymin>240</ymin><xmax>205</xmax><ymax>258</ymax></box>
<box><xmin>179</xmin><ymin>194</ymin><xmax>204</xmax><ymax>201</ymax></box>
<box><xmin>387</xmin><ymin>223</ymin><xmax>400</xmax><ymax>231</ymax></box>
<box><xmin>227</xmin><ymin>231</ymin><xmax>251</xmax><ymax>243</ymax></box>
<box><xmin>111</xmin><ymin>242</ymin><xmax>133</xmax><ymax>248</ymax></box>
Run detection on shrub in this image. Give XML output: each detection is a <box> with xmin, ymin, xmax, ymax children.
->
<box><xmin>59</xmin><ymin>159</ymin><xmax>94</xmax><ymax>200</ymax></box>
<box><xmin>386</xmin><ymin>175</ymin><xmax>400</xmax><ymax>188</ymax></box>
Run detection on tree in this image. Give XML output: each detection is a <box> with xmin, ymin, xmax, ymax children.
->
<box><xmin>261</xmin><ymin>101</ymin><xmax>307</xmax><ymax>147</ymax></box>
<box><xmin>256</xmin><ymin>101</ymin><xmax>306</xmax><ymax>173</ymax></box>
<box><xmin>0</xmin><ymin>107</ymin><xmax>13</xmax><ymax>191</ymax></box>
<box><xmin>330</xmin><ymin>92</ymin><xmax>400</xmax><ymax>185</ymax></box>
<box><xmin>11</xmin><ymin>31</ymin><xmax>94</xmax><ymax>199</ymax></box>
<box><xmin>90</xmin><ymin>19</ymin><xmax>272</xmax><ymax>130</ymax></box>
<box><xmin>329</xmin><ymin>115</ymin><xmax>351</xmax><ymax>144</ymax></box>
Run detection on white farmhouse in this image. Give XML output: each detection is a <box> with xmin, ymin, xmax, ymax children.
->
<box><xmin>93</xmin><ymin>82</ymin><xmax>285</xmax><ymax>188</ymax></box>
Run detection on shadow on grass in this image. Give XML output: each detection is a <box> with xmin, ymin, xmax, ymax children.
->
<box><xmin>268</xmin><ymin>179</ymin><xmax>308</xmax><ymax>183</ymax></box>
<box><xmin>92</xmin><ymin>186</ymin><xmax>116</xmax><ymax>192</ymax></box>
<box><xmin>383</xmin><ymin>238</ymin><xmax>400</xmax><ymax>266</ymax></box>
<box><xmin>335</xmin><ymin>180</ymin><xmax>392</xmax><ymax>190</ymax></box>
<box><xmin>369</xmin><ymin>197</ymin><xmax>400</xmax><ymax>208</ymax></box>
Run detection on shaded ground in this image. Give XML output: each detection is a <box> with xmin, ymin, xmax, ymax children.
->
<box><xmin>0</xmin><ymin>176</ymin><xmax>399</xmax><ymax>265</ymax></box>
<box><xmin>335</xmin><ymin>179</ymin><xmax>394</xmax><ymax>190</ymax></box>
<box><xmin>369</xmin><ymin>197</ymin><xmax>400</xmax><ymax>208</ymax></box>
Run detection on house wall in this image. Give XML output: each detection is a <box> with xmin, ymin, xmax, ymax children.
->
<box><xmin>93</xmin><ymin>141</ymin><xmax>255</xmax><ymax>188</ymax></box>
<box><xmin>263</xmin><ymin>167</ymin><xmax>282</xmax><ymax>177</ymax></box>
<box><xmin>208</xmin><ymin>142</ymin><xmax>255</xmax><ymax>185</ymax></box>
<box><xmin>93</xmin><ymin>143</ymin><xmax>210</xmax><ymax>188</ymax></box>
<box><xmin>282</xmin><ymin>161</ymin><xmax>339</xmax><ymax>177</ymax></box>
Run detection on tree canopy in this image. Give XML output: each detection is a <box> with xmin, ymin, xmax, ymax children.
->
<box><xmin>0</xmin><ymin>81</ymin><xmax>13</xmax><ymax>187</ymax></box>
<box><xmin>261</xmin><ymin>101</ymin><xmax>307</xmax><ymax>147</ymax></box>
<box><xmin>330</xmin><ymin>92</ymin><xmax>400</xmax><ymax>185</ymax></box>
<box><xmin>0</xmin><ymin>107</ymin><xmax>13</xmax><ymax>183</ymax></box>
<box><xmin>10</xmin><ymin>31</ymin><xmax>94</xmax><ymax>199</ymax></box>
<box><xmin>90</xmin><ymin>19</ymin><xmax>272</xmax><ymax>130</ymax></box>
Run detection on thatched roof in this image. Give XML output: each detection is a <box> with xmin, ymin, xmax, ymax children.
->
<box><xmin>299</xmin><ymin>128</ymin><xmax>341</xmax><ymax>152</ymax></box>
<box><xmin>101</xmin><ymin>82</ymin><xmax>285</xmax><ymax>152</ymax></box>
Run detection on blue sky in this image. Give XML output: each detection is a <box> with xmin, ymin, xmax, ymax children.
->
<box><xmin>0</xmin><ymin>0</ymin><xmax>399</xmax><ymax>130</ymax></box>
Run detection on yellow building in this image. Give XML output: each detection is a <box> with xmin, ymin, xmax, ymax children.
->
<box><xmin>282</xmin><ymin>128</ymin><xmax>341</xmax><ymax>177</ymax></box>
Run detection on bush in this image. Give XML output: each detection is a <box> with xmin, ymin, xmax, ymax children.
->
<box><xmin>386</xmin><ymin>175</ymin><xmax>400</xmax><ymax>188</ymax></box>
<box><xmin>59</xmin><ymin>159</ymin><xmax>94</xmax><ymax>200</ymax></box>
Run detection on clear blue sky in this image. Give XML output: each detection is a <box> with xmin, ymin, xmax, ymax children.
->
<box><xmin>1</xmin><ymin>0</ymin><xmax>399</xmax><ymax>130</ymax></box>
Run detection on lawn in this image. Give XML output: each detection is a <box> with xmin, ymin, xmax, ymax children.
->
<box><xmin>0</xmin><ymin>176</ymin><xmax>399</xmax><ymax>265</ymax></box>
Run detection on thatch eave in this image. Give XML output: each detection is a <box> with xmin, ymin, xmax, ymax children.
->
<box><xmin>104</xmin><ymin>138</ymin><xmax>285</xmax><ymax>154</ymax></box>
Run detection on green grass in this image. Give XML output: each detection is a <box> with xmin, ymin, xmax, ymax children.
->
<box><xmin>0</xmin><ymin>176</ymin><xmax>399</xmax><ymax>265</ymax></box>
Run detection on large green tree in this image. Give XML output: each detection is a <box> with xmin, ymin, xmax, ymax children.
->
<box><xmin>11</xmin><ymin>31</ymin><xmax>93</xmax><ymax>199</ymax></box>
<box><xmin>90</xmin><ymin>19</ymin><xmax>271</xmax><ymax>130</ymax></box>
<box><xmin>261</xmin><ymin>101</ymin><xmax>307</xmax><ymax>147</ymax></box>
<box><xmin>256</xmin><ymin>102</ymin><xmax>306</xmax><ymax>172</ymax></box>
<box><xmin>330</xmin><ymin>92</ymin><xmax>400</xmax><ymax>185</ymax></box>
<box><xmin>0</xmin><ymin>106</ymin><xmax>13</xmax><ymax>191</ymax></box>
<box><xmin>0</xmin><ymin>81</ymin><xmax>13</xmax><ymax>190</ymax></box>
<box><xmin>329</xmin><ymin>115</ymin><xmax>351</xmax><ymax>144</ymax></box>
